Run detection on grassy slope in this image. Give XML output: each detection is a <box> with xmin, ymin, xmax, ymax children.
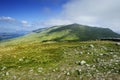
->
<box><xmin>1</xmin><ymin>24</ymin><xmax>120</xmax><ymax>46</ymax></box>
<box><xmin>0</xmin><ymin>41</ymin><xmax>120</xmax><ymax>80</ymax></box>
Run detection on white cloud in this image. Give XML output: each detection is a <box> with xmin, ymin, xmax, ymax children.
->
<box><xmin>0</xmin><ymin>16</ymin><xmax>15</xmax><ymax>22</ymax></box>
<box><xmin>21</xmin><ymin>20</ymin><xmax>28</xmax><ymax>24</ymax></box>
<box><xmin>1</xmin><ymin>0</ymin><xmax>120</xmax><ymax>33</ymax></box>
<box><xmin>21</xmin><ymin>20</ymin><xmax>31</xmax><ymax>27</ymax></box>
<box><xmin>43</xmin><ymin>0</ymin><xmax>120</xmax><ymax>33</ymax></box>
<box><xmin>43</xmin><ymin>19</ymin><xmax>72</xmax><ymax>26</ymax></box>
<box><xmin>0</xmin><ymin>16</ymin><xmax>32</xmax><ymax>32</ymax></box>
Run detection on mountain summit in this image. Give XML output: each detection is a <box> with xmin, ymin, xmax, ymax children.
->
<box><xmin>33</xmin><ymin>23</ymin><xmax>120</xmax><ymax>42</ymax></box>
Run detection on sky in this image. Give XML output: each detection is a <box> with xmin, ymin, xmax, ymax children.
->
<box><xmin>0</xmin><ymin>0</ymin><xmax>120</xmax><ymax>33</ymax></box>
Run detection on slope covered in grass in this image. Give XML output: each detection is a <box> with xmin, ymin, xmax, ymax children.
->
<box><xmin>0</xmin><ymin>41</ymin><xmax>120</xmax><ymax>80</ymax></box>
<box><xmin>1</xmin><ymin>24</ymin><xmax>120</xmax><ymax>46</ymax></box>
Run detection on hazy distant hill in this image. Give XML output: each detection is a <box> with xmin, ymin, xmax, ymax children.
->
<box><xmin>0</xmin><ymin>31</ymin><xmax>28</xmax><ymax>41</ymax></box>
<box><xmin>0</xmin><ymin>24</ymin><xmax>120</xmax><ymax>45</ymax></box>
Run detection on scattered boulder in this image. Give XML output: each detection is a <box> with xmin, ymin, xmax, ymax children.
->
<box><xmin>89</xmin><ymin>44</ymin><xmax>94</xmax><ymax>48</ymax></box>
<box><xmin>6</xmin><ymin>72</ymin><xmax>9</xmax><ymax>76</ymax></box>
<box><xmin>75</xmin><ymin>60</ymin><xmax>87</xmax><ymax>65</ymax></box>
<box><xmin>1</xmin><ymin>66</ymin><xmax>7</xmax><ymax>71</ymax></box>
<box><xmin>76</xmin><ymin>69</ymin><xmax>82</xmax><ymax>75</ymax></box>
<box><xmin>37</xmin><ymin>67</ymin><xmax>43</xmax><ymax>73</ymax></box>
<box><xmin>13</xmin><ymin>75</ymin><xmax>17</xmax><ymax>79</ymax></box>
<box><xmin>66</xmin><ymin>72</ymin><xmax>70</xmax><ymax>76</ymax></box>
<box><xmin>80</xmin><ymin>60</ymin><xmax>86</xmax><ymax>65</ymax></box>
<box><xmin>116</xmin><ymin>43</ymin><xmax>120</xmax><ymax>46</ymax></box>
<box><xmin>53</xmin><ymin>69</ymin><xmax>55</xmax><ymax>72</ymax></box>
<box><xmin>19</xmin><ymin>58</ymin><xmax>24</xmax><ymax>62</ymax></box>
<box><xmin>79</xmin><ymin>52</ymin><xmax>83</xmax><ymax>54</ymax></box>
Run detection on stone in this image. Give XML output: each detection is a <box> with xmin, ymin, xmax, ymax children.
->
<box><xmin>19</xmin><ymin>58</ymin><xmax>23</xmax><ymax>62</ymax></box>
<box><xmin>6</xmin><ymin>72</ymin><xmax>9</xmax><ymax>76</ymax></box>
<box><xmin>80</xmin><ymin>60</ymin><xmax>86</xmax><ymax>65</ymax></box>
<box><xmin>89</xmin><ymin>44</ymin><xmax>94</xmax><ymax>48</ymax></box>
<box><xmin>1</xmin><ymin>66</ymin><xmax>7</xmax><ymax>71</ymax></box>
<box><xmin>116</xmin><ymin>43</ymin><xmax>120</xmax><ymax>46</ymax></box>
<box><xmin>66</xmin><ymin>72</ymin><xmax>70</xmax><ymax>76</ymax></box>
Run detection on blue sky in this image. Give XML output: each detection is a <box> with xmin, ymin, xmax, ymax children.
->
<box><xmin>0</xmin><ymin>0</ymin><xmax>120</xmax><ymax>33</ymax></box>
<box><xmin>0</xmin><ymin>0</ymin><xmax>69</xmax><ymax>22</ymax></box>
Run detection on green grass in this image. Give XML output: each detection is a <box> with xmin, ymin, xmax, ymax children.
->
<box><xmin>0</xmin><ymin>41</ymin><xmax>120</xmax><ymax>80</ymax></box>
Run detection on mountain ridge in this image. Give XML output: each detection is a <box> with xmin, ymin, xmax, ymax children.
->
<box><xmin>0</xmin><ymin>24</ymin><xmax>120</xmax><ymax>45</ymax></box>
<box><xmin>33</xmin><ymin>23</ymin><xmax>120</xmax><ymax>42</ymax></box>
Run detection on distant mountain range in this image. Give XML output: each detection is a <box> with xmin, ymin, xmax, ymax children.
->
<box><xmin>1</xmin><ymin>24</ymin><xmax>120</xmax><ymax>44</ymax></box>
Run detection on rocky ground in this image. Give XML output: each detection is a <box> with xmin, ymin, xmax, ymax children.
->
<box><xmin>0</xmin><ymin>41</ymin><xmax>120</xmax><ymax>80</ymax></box>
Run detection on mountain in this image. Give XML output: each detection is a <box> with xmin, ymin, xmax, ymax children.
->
<box><xmin>0</xmin><ymin>24</ymin><xmax>120</xmax><ymax>45</ymax></box>
<box><xmin>37</xmin><ymin>24</ymin><xmax>120</xmax><ymax>42</ymax></box>
<box><xmin>30</xmin><ymin>23</ymin><xmax>120</xmax><ymax>42</ymax></box>
<box><xmin>32</xmin><ymin>28</ymin><xmax>46</xmax><ymax>33</ymax></box>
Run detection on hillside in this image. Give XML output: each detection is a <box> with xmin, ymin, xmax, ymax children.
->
<box><xmin>37</xmin><ymin>24</ymin><xmax>120</xmax><ymax>42</ymax></box>
<box><xmin>0</xmin><ymin>24</ymin><xmax>120</xmax><ymax>45</ymax></box>
<box><xmin>0</xmin><ymin>41</ymin><xmax>120</xmax><ymax>80</ymax></box>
